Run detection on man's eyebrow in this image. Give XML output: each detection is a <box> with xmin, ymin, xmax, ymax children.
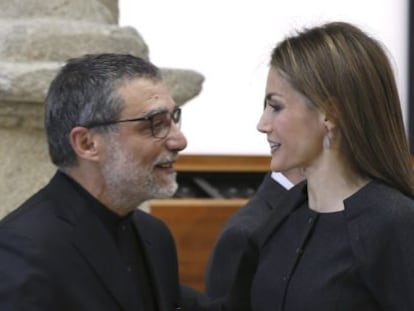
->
<box><xmin>129</xmin><ymin>107</ymin><xmax>168</xmax><ymax>119</ymax></box>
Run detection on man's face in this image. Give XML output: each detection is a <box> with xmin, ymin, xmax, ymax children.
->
<box><xmin>100</xmin><ymin>78</ymin><xmax>187</xmax><ymax>211</ymax></box>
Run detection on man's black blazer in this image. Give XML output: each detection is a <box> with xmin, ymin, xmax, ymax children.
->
<box><xmin>0</xmin><ymin>171</ymin><xmax>182</xmax><ymax>311</ymax></box>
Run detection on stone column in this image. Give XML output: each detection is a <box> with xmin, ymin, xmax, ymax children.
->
<box><xmin>0</xmin><ymin>0</ymin><xmax>204</xmax><ymax>217</ymax></box>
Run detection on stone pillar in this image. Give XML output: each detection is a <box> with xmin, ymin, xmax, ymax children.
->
<box><xmin>0</xmin><ymin>0</ymin><xmax>204</xmax><ymax>218</ymax></box>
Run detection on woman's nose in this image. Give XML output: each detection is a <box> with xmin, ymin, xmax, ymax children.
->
<box><xmin>256</xmin><ymin>112</ymin><xmax>271</xmax><ymax>134</ymax></box>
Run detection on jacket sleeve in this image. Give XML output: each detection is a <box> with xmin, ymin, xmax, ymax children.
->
<box><xmin>205</xmin><ymin>225</ymin><xmax>250</xmax><ymax>299</ymax></box>
<box><xmin>221</xmin><ymin>235</ymin><xmax>258</xmax><ymax>311</ymax></box>
<box><xmin>182</xmin><ymin>236</ymin><xmax>257</xmax><ymax>311</ymax></box>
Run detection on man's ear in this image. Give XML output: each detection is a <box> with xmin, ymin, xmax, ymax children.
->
<box><xmin>69</xmin><ymin>126</ymin><xmax>100</xmax><ymax>162</ymax></box>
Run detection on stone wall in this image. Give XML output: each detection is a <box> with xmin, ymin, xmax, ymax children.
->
<box><xmin>0</xmin><ymin>0</ymin><xmax>204</xmax><ymax>218</ymax></box>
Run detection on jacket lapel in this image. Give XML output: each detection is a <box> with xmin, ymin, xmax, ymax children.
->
<box><xmin>226</xmin><ymin>181</ymin><xmax>308</xmax><ymax>311</ymax></box>
<box><xmin>47</xmin><ymin>172</ymin><xmax>142</xmax><ymax>311</ymax></box>
<box><xmin>72</xmin><ymin>210</ymin><xmax>142</xmax><ymax>311</ymax></box>
<box><xmin>252</xmin><ymin>181</ymin><xmax>308</xmax><ymax>249</ymax></box>
<box><xmin>131</xmin><ymin>214</ymin><xmax>167</xmax><ymax>311</ymax></box>
<box><xmin>131</xmin><ymin>211</ymin><xmax>181</xmax><ymax>311</ymax></box>
<box><xmin>257</xmin><ymin>173</ymin><xmax>290</xmax><ymax>211</ymax></box>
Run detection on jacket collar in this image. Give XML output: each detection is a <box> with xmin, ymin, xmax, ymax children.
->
<box><xmin>251</xmin><ymin>180</ymin><xmax>308</xmax><ymax>249</ymax></box>
<box><xmin>46</xmin><ymin>171</ymin><xmax>144</xmax><ymax>311</ymax></box>
<box><xmin>256</xmin><ymin>172</ymin><xmax>290</xmax><ymax>211</ymax></box>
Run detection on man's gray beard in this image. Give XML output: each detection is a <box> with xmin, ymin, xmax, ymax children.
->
<box><xmin>102</xmin><ymin>136</ymin><xmax>178</xmax><ymax>211</ymax></box>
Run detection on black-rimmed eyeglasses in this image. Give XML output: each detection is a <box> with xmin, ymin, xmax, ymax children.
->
<box><xmin>82</xmin><ymin>107</ymin><xmax>181</xmax><ymax>139</ymax></box>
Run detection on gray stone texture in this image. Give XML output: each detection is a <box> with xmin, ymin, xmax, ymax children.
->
<box><xmin>0</xmin><ymin>0</ymin><xmax>118</xmax><ymax>24</ymax></box>
<box><xmin>0</xmin><ymin>0</ymin><xmax>205</xmax><ymax>218</ymax></box>
<box><xmin>0</xmin><ymin>20</ymin><xmax>149</xmax><ymax>62</ymax></box>
<box><xmin>0</xmin><ymin>129</ymin><xmax>53</xmax><ymax>217</ymax></box>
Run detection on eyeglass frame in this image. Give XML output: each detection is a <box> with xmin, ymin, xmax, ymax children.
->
<box><xmin>80</xmin><ymin>107</ymin><xmax>182</xmax><ymax>139</ymax></box>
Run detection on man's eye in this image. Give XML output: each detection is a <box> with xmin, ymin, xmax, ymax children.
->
<box><xmin>151</xmin><ymin>114</ymin><xmax>165</xmax><ymax>127</ymax></box>
<box><xmin>152</xmin><ymin>120</ymin><xmax>164</xmax><ymax>130</ymax></box>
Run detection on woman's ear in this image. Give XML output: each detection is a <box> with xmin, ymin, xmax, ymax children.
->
<box><xmin>323</xmin><ymin>97</ymin><xmax>339</xmax><ymax>130</ymax></box>
<box><xmin>69</xmin><ymin>127</ymin><xmax>100</xmax><ymax>162</ymax></box>
<box><xmin>323</xmin><ymin>116</ymin><xmax>336</xmax><ymax>131</ymax></box>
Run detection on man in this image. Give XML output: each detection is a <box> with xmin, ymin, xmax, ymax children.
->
<box><xmin>0</xmin><ymin>54</ymin><xmax>187</xmax><ymax>310</ymax></box>
<box><xmin>205</xmin><ymin>169</ymin><xmax>304</xmax><ymax>299</ymax></box>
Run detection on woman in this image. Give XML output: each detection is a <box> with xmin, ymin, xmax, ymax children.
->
<box><xmin>249</xmin><ymin>21</ymin><xmax>414</xmax><ymax>310</ymax></box>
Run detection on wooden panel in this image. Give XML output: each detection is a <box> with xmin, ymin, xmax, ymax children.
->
<box><xmin>150</xmin><ymin>199</ymin><xmax>247</xmax><ymax>291</ymax></box>
<box><xmin>151</xmin><ymin>155</ymin><xmax>266</xmax><ymax>290</ymax></box>
<box><xmin>175</xmin><ymin>154</ymin><xmax>270</xmax><ymax>172</ymax></box>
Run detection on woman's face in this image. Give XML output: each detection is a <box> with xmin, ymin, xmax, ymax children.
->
<box><xmin>257</xmin><ymin>67</ymin><xmax>326</xmax><ymax>173</ymax></box>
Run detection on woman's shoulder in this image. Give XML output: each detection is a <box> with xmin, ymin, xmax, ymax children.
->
<box><xmin>344</xmin><ymin>180</ymin><xmax>414</xmax><ymax>218</ymax></box>
<box><xmin>344</xmin><ymin>180</ymin><xmax>414</xmax><ymax>248</ymax></box>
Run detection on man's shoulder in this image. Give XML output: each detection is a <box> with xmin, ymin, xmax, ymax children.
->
<box><xmin>0</xmin><ymin>188</ymin><xmax>74</xmax><ymax>266</ymax></box>
<box><xmin>0</xmin><ymin>171</ymin><xmax>74</xmax><ymax>228</ymax></box>
<box><xmin>0</xmin><ymin>187</ymin><xmax>52</xmax><ymax>228</ymax></box>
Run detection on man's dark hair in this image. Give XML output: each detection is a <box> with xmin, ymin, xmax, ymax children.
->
<box><xmin>45</xmin><ymin>53</ymin><xmax>162</xmax><ymax>168</ymax></box>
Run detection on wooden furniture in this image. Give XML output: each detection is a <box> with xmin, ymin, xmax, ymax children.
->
<box><xmin>150</xmin><ymin>154</ymin><xmax>270</xmax><ymax>291</ymax></box>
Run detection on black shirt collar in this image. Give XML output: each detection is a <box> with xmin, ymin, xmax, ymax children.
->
<box><xmin>59</xmin><ymin>171</ymin><xmax>130</xmax><ymax>239</ymax></box>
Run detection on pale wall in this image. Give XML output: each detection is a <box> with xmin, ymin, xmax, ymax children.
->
<box><xmin>119</xmin><ymin>0</ymin><xmax>409</xmax><ymax>155</ymax></box>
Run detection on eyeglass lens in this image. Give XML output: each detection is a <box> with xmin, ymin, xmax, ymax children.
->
<box><xmin>150</xmin><ymin>108</ymin><xmax>181</xmax><ymax>138</ymax></box>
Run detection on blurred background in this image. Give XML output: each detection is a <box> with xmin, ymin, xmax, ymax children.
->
<box><xmin>120</xmin><ymin>0</ymin><xmax>409</xmax><ymax>155</ymax></box>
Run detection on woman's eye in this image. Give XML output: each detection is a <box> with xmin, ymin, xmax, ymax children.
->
<box><xmin>265</xmin><ymin>96</ymin><xmax>283</xmax><ymax>113</ymax></box>
<box><xmin>266</xmin><ymin>101</ymin><xmax>283</xmax><ymax>112</ymax></box>
<box><xmin>271</xmin><ymin>104</ymin><xmax>282</xmax><ymax>112</ymax></box>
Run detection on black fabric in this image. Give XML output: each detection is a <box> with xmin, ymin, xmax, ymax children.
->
<box><xmin>228</xmin><ymin>180</ymin><xmax>414</xmax><ymax>311</ymax></box>
<box><xmin>0</xmin><ymin>171</ymin><xmax>182</xmax><ymax>310</ymax></box>
<box><xmin>118</xmin><ymin>218</ymin><xmax>156</xmax><ymax>311</ymax></box>
<box><xmin>205</xmin><ymin>173</ymin><xmax>290</xmax><ymax>299</ymax></box>
<box><xmin>63</xmin><ymin>173</ymin><xmax>157</xmax><ymax>310</ymax></box>
<box><xmin>251</xmin><ymin>205</ymin><xmax>378</xmax><ymax>311</ymax></box>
